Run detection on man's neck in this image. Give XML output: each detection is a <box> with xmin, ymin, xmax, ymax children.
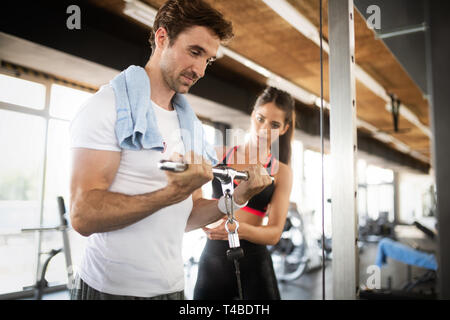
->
<box><xmin>144</xmin><ymin>60</ymin><xmax>175</xmax><ymax>111</ymax></box>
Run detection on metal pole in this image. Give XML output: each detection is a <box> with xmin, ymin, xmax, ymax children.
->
<box><xmin>393</xmin><ymin>171</ymin><xmax>400</xmax><ymax>224</ymax></box>
<box><xmin>375</xmin><ymin>23</ymin><xmax>427</xmax><ymax>40</ymax></box>
<box><xmin>35</xmin><ymin>81</ymin><xmax>51</xmax><ymax>284</ymax></box>
<box><xmin>425</xmin><ymin>0</ymin><xmax>450</xmax><ymax>299</ymax></box>
<box><xmin>328</xmin><ymin>0</ymin><xmax>359</xmax><ymax>300</ymax></box>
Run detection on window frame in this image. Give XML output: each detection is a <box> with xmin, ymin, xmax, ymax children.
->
<box><xmin>0</xmin><ymin>67</ymin><xmax>94</xmax><ymax>297</ymax></box>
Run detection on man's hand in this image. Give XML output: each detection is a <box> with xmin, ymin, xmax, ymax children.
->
<box><xmin>164</xmin><ymin>151</ymin><xmax>213</xmax><ymax>202</ymax></box>
<box><xmin>233</xmin><ymin>164</ymin><xmax>272</xmax><ymax>205</ymax></box>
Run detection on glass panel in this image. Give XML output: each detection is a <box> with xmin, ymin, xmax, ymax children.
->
<box><xmin>49</xmin><ymin>84</ymin><xmax>93</xmax><ymax>121</ymax></box>
<box><xmin>0</xmin><ymin>110</ymin><xmax>46</xmax><ymax>294</ymax></box>
<box><xmin>0</xmin><ymin>74</ymin><xmax>46</xmax><ymax>110</ymax></box>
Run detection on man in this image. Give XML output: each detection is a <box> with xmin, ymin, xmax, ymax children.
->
<box><xmin>69</xmin><ymin>0</ymin><xmax>271</xmax><ymax>300</ymax></box>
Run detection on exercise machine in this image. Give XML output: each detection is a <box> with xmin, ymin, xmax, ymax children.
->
<box><xmin>158</xmin><ymin>160</ymin><xmax>273</xmax><ymax>300</ymax></box>
<box><xmin>268</xmin><ymin>202</ymin><xmax>309</xmax><ymax>282</ymax></box>
<box><xmin>21</xmin><ymin>196</ymin><xmax>73</xmax><ymax>300</ymax></box>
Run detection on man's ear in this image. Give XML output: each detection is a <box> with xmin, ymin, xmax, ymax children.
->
<box><xmin>154</xmin><ymin>27</ymin><xmax>169</xmax><ymax>50</ymax></box>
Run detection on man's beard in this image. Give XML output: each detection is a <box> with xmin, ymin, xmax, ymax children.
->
<box><xmin>162</xmin><ymin>68</ymin><xmax>198</xmax><ymax>94</ymax></box>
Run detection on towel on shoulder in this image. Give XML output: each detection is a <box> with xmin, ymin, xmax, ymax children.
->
<box><xmin>110</xmin><ymin>65</ymin><xmax>218</xmax><ymax>165</ymax></box>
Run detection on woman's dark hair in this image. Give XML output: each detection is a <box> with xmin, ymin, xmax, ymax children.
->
<box><xmin>149</xmin><ymin>0</ymin><xmax>234</xmax><ymax>54</ymax></box>
<box><xmin>254</xmin><ymin>87</ymin><xmax>296</xmax><ymax>165</ymax></box>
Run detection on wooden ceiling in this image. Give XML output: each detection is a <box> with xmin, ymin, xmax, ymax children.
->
<box><xmin>89</xmin><ymin>0</ymin><xmax>431</xmax><ymax>164</ymax></box>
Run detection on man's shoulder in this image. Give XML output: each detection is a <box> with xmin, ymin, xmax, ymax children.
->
<box><xmin>72</xmin><ymin>84</ymin><xmax>116</xmax><ymax>121</ymax></box>
<box><xmin>69</xmin><ymin>83</ymin><xmax>122</xmax><ymax>151</ymax></box>
<box><xmin>85</xmin><ymin>84</ymin><xmax>115</xmax><ymax>109</ymax></box>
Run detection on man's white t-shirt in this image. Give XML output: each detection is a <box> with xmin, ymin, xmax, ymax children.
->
<box><xmin>69</xmin><ymin>84</ymin><xmax>193</xmax><ymax>297</ymax></box>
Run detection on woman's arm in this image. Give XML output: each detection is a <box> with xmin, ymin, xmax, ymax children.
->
<box><xmin>204</xmin><ymin>163</ymin><xmax>293</xmax><ymax>245</ymax></box>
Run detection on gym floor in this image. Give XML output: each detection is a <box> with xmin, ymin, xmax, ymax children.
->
<box><xmin>25</xmin><ymin>241</ymin><xmax>436</xmax><ymax>300</ymax></box>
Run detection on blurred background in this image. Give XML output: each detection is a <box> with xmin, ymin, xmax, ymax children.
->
<box><xmin>0</xmin><ymin>0</ymin><xmax>447</xmax><ymax>299</ymax></box>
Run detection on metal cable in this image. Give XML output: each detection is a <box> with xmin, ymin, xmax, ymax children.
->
<box><xmin>234</xmin><ymin>259</ymin><xmax>243</xmax><ymax>300</ymax></box>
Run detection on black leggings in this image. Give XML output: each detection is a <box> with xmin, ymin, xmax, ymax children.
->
<box><xmin>193</xmin><ymin>239</ymin><xmax>280</xmax><ymax>300</ymax></box>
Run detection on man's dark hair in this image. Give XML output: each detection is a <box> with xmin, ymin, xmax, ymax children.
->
<box><xmin>149</xmin><ymin>0</ymin><xmax>234</xmax><ymax>54</ymax></box>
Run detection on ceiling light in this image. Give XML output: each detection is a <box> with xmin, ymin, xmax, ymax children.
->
<box><xmin>219</xmin><ymin>46</ymin><xmax>272</xmax><ymax>78</ymax></box>
<box><xmin>261</xmin><ymin>0</ymin><xmax>329</xmax><ymax>53</ymax></box>
<box><xmin>123</xmin><ymin>0</ymin><xmax>157</xmax><ymax>27</ymax></box>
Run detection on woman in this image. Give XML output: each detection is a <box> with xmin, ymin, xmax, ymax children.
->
<box><xmin>193</xmin><ymin>87</ymin><xmax>295</xmax><ymax>300</ymax></box>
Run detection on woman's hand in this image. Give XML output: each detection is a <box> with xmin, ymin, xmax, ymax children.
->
<box><xmin>233</xmin><ymin>164</ymin><xmax>272</xmax><ymax>205</ymax></box>
<box><xmin>203</xmin><ymin>217</ymin><xmax>238</xmax><ymax>241</ymax></box>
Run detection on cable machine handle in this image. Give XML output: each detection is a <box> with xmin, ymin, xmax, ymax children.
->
<box><xmin>158</xmin><ymin>160</ymin><xmax>251</xmax><ymax>181</ymax></box>
<box><xmin>158</xmin><ymin>160</ymin><xmax>274</xmax><ymax>182</ymax></box>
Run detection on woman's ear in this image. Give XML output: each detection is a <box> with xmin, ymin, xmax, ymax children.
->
<box><xmin>280</xmin><ymin>123</ymin><xmax>290</xmax><ymax>136</ymax></box>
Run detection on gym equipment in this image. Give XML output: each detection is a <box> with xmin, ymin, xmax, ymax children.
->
<box><xmin>361</xmin><ymin>220</ymin><xmax>439</xmax><ymax>300</ymax></box>
<box><xmin>215</xmin><ymin>165</ymin><xmax>245</xmax><ymax>300</ymax></box>
<box><xmin>268</xmin><ymin>202</ymin><xmax>308</xmax><ymax>282</ymax></box>
<box><xmin>158</xmin><ymin>160</ymin><xmax>261</xmax><ymax>300</ymax></box>
<box><xmin>21</xmin><ymin>196</ymin><xmax>73</xmax><ymax>300</ymax></box>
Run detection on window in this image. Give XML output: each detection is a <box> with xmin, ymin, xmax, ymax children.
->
<box><xmin>290</xmin><ymin>139</ymin><xmax>303</xmax><ymax>204</ymax></box>
<box><xmin>41</xmin><ymin>120</ymin><xmax>87</xmax><ymax>285</ymax></box>
<box><xmin>357</xmin><ymin>159</ymin><xmax>368</xmax><ymax>224</ymax></box>
<box><xmin>0</xmin><ymin>74</ymin><xmax>46</xmax><ymax>110</ymax></box>
<box><xmin>303</xmin><ymin>149</ymin><xmax>332</xmax><ymax>237</ymax></box>
<box><xmin>0</xmin><ymin>110</ymin><xmax>46</xmax><ymax>294</ymax></box>
<box><xmin>199</xmin><ymin>123</ymin><xmax>216</xmax><ymax>200</ymax></box>
<box><xmin>358</xmin><ymin>163</ymin><xmax>395</xmax><ymax>223</ymax></box>
<box><xmin>399</xmin><ymin>172</ymin><xmax>435</xmax><ymax>223</ymax></box>
<box><xmin>49</xmin><ymin>84</ymin><xmax>92</xmax><ymax>120</ymax></box>
<box><xmin>0</xmin><ymin>70</ymin><xmax>93</xmax><ymax>295</ymax></box>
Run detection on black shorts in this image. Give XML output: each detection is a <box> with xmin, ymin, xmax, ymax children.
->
<box><xmin>193</xmin><ymin>239</ymin><xmax>280</xmax><ymax>300</ymax></box>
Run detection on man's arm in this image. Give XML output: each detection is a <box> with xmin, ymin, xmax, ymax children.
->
<box><xmin>70</xmin><ymin>148</ymin><xmax>189</xmax><ymax>236</ymax></box>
